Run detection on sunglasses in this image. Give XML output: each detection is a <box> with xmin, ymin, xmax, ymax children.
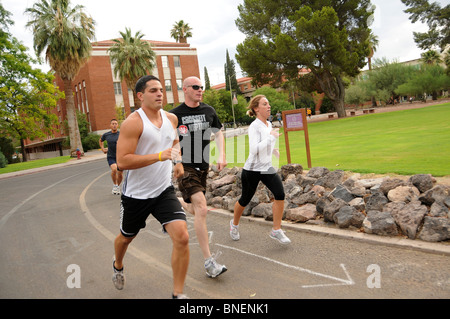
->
<box><xmin>187</xmin><ymin>85</ymin><xmax>204</xmax><ymax>90</ymax></box>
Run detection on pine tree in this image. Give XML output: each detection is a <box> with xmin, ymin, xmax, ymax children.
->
<box><xmin>204</xmin><ymin>67</ymin><xmax>211</xmax><ymax>90</ymax></box>
<box><xmin>224</xmin><ymin>50</ymin><xmax>240</xmax><ymax>94</ymax></box>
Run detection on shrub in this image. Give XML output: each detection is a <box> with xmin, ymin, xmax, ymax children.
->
<box><xmin>0</xmin><ymin>150</ymin><xmax>7</xmax><ymax>168</ymax></box>
<box><xmin>320</xmin><ymin>96</ymin><xmax>335</xmax><ymax>113</ymax></box>
<box><xmin>82</xmin><ymin>133</ymin><xmax>101</xmax><ymax>152</ymax></box>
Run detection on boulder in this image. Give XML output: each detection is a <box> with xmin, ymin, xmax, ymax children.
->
<box><xmin>429</xmin><ymin>202</ymin><xmax>449</xmax><ymax>217</ymax></box>
<box><xmin>333</xmin><ymin>206</ymin><xmax>365</xmax><ymax>228</ymax></box>
<box><xmin>380</xmin><ymin>178</ymin><xmax>407</xmax><ymax>195</ymax></box>
<box><xmin>356</xmin><ymin>177</ymin><xmax>387</xmax><ymax>189</ymax></box>
<box><xmin>387</xmin><ymin>185</ymin><xmax>420</xmax><ymax>202</ymax></box>
<box><xmin>323</xmin><ymin>198</ymin><xmax>348</xmax><ymax>222</ymax></box>
<box><xmin>349</xmin><ymin>197</ymin><xmax>366</xmax><ymax>211</ymax></box>
<box><xmin>286</xmin><ymin>204</ymin><xmax>317</xmax><ymax>223</ymax></box>
<box><xmin>409</xmin><ymin>174</ymin><xmax>434</xmax><ymax>193</ymax></box>
<box><xmin>389</xmin><ymin>200</ymin><xmax>427</xmax><ymax>239</ymax></box>
<box><xmin>329</xmin><ymin>184</ymin><xmax>355</xmax><ymax>203</ymax></box>
<box><xmin>251</xmin><ymin>202</ymin><xmax>274</xmax><ymax>220</ymax></box>
<box><xmin>418</xmin><ymin>216</ymin><xmax>450</xmax><ymax>242</ymax></box>
<box><xmin>209</xmin><ymin>174</ymin><xmax>236</xmax><ymax>190</ymax></box>
<box><xmin>306</xmin><ymin>166</ymin><xmax>329</xmax><ymax>178</ymax></box>
<box><xmin>418</xmin><ymin>185</ymin><xmax>449</xmax><ymax>206</ymax></box>
<box><xmin>363</xmin><ymin>210</ymin><xmax>398</xmax><ymax>236</ymax></box>
<box><xmin>315</xmin><ymin>170</ymin><xmax>344</xmax><ymax>189</ymax></box>
<box><xmin>291</xmin><ymin>190</ymin><xmax>319</xmax><ymax>206</ymax></box>
<box><xmin>280</xmin><ymin>164</ymin><xmax>303</xmax><ymax>180</ymax></box>
<box><xmin>365</xmin><ymin>192</ymin><xmax>389</xmax><ymax>211</ymax></box>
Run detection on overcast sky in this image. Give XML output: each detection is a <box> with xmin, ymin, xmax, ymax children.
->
<box><xmin>2</xmin><ymin>0</ymin><xmax>444</xmax><ymax>86</ymax></box>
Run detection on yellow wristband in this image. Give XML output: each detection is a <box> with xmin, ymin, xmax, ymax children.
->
<box><xmin>158</xmin><ymin>151</ymin><xmax>162</xmax><ymax>161</ymax></box>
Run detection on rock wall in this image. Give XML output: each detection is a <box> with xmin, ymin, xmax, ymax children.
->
<box><xmin>178</xmin><ymin>164</ymin><xmax>450</xmax><ymax>243</ymax></box>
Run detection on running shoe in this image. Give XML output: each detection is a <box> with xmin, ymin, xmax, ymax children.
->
<box><xmin>172</xmin><ymin>294</ymin><xmax>189</xmax><ymax>299</ymax></box>
<box><xmin>270</xmin><ymin>229</ymin><xmax>291</xmax><ymax>244</ymax></box>
<box><xmin>112</xmin><ymin>185</ymin><xmax>120</xmax><ymax>195</ymax></box>
<box><xmin>112</xmin><ymin>260</ymin><xmax>125</xmax><ymax>290</ymax></box>
<box><xmin>204</xmin><ymin>251</ymin><xmax>227</xmax><ymax>278</ymax></box>
<box><xmin>229</xmin><ymin>220</ymin><xmax>240</xmax><ymax>241</ymax></box>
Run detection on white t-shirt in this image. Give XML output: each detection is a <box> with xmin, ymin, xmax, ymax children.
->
<box><xmin>122</xmin><ymin>108</ymin><xmax>175</xmax><ymax>199</ymax></box>
<box><xmin>243</xmin><ymin>118</ymin><xmax>276</xmax><ymax>172</ymax></box>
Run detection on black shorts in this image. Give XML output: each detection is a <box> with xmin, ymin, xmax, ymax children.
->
<box><xmin>119</xmin><ymin>186</ymin><xmax>186</xmax><ymax>237</ymax></box>
<box><xmin>107</xmin><ymin>157</ymin><xmax>117</xmax><ymax>166</ymax></box>
<box><xmin>238</xmin><ymin>169</ymin><xmax>285</xmax><ymax>207</ymax></box>
<box><xmin>176</xmin><ymin>166</ymin><xmax>209</xmax><ymax>204</ymax></box>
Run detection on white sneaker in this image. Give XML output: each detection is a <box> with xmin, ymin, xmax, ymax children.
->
<box><xmin>270</xmin><ymin>229</ymin><xmax>291</xmax><ymax>244</ymax></box>
<box><xmin>204</xmin><ymin>251</ymin><xmax>227</xmax><ymax>278</ymax></box>
<box><xmin>230</xmin><ymin>220</ymin><xmax>240</xmax><ymax>241</ymax></box>
<box><xmin>112</xmin><ymin>185</ymin><xmax>120</xmax><ymax>195</ymax></box>
<box><xmin>112</xmin><ymin>260</ymin><xmax>125</xmax><ymax>290</ymax></box>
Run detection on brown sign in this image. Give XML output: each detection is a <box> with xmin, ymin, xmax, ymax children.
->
<box><xmin>281</xmin><ymin>109</ymin><xmax>311</xmax><ymax>168</ymax></box>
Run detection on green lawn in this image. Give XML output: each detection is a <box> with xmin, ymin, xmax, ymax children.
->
<box><xmin>218</xmin><ymin>103</ymin><xmax>450</xmax><ymax>176</ymax></box>
<box><xmin>2</xmin><ymin>103</ymin><xmax>449</xmax><ymax>177</ymax></box>
<box><xmin>0</xmin><ymin>156</ymin><xmax>71</xmax><ymax>174</ymax></box>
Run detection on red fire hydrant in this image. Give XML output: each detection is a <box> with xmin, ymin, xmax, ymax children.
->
<box><xmin>76</xmin><ymin>148</ymin><xmax>81</xmax><ymax>160</ymax></box>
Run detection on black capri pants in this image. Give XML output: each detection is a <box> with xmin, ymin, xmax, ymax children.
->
<box><xmin>238</xmin><ymin>168</ymin><xmax>285</xmax><ymax>207</ymax></box>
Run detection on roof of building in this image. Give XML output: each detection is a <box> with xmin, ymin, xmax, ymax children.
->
<box><xmin>93</xmin><ymin>39</ymin><xmax>191</xmax><ymax>48</ymax></box>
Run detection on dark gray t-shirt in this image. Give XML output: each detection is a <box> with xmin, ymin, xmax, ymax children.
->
<box><xmin>101</xmin><ymin>131</ymin><xmax>120</xmax><ymax>159</ymax></box>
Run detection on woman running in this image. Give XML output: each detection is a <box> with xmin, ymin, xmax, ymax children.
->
<box><xmin>230</xmin><ymin>95</ymin><xmax>291</xmax><ymax>244</ymax></box>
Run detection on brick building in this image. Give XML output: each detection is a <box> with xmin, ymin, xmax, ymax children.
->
<box><xmin>24</xmin><ymin>39</ymin><xmax>200</xmax><ymax>159</ymax></box>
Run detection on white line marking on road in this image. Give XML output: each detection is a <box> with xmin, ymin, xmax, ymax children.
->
<box><xmin>217</xmin><ymin>243</ymin><xmax>354</xmax><ymax>288</ymax></box>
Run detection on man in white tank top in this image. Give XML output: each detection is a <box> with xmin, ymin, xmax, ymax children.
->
<box><xmin>112</xmin><ymin>75</ymin><xmax>189</xmax><ymax>299</ymax></box>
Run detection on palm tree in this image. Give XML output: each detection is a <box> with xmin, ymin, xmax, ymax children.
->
<box><xmin>367</xmin><ymin>33</ymin><xmax>379</xmax><ymax>71</ymax></box>
<box><xmin>367</xmin><ymin>32</ymin><xmax>379</xmax><ymax>106</ymax></box>
<box><xmin>421</xmin><ymin>50</ymin><xmax>442</xmax><ymax>65</ymax></box>
<box><xmin>25</xmin><ymin>0</ymin><xmax>95</xmax><ymax>155</ymax></box>
<box><xmin>170</xmin><ymin>20</ymin><xmax>192</xmax><ymax>43</ymax></box>
<box><xmin>108</xmin><ymin>28</ymin><xmax>156</xmax><ymax>110</ymax></box>
<box><xmin>421</xmin><ymin>50</ymin><xmax>443</xmax><ymax>100</ymax></box>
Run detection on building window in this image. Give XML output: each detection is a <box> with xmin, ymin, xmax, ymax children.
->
<box><xmin>113</xmin><ymin>82</ymin><xmax>122</xmax><ymax>95</ymax></box>
<box><xmin>174</xmin><ymin>56</ymin><xmax>180</xmax><ymax>67</ymax></box>
<box><xmin>165</xmin><ymin>80</ymin><xmax>172</xmax><ymax>91</ymax></box>
<box><xmin>176</xmin><ymin>79</ymin><xmax>183</xmax><ymax>90</ymax></box>
<box><xmin>162</xmin><ymin>56</ymin><xmax>168</xmax><ymax>68</ymax></box>
<box><xmin>83</xmin><ymin>80</ymin><xmax>89</xmax><ymax>113</ymax></box>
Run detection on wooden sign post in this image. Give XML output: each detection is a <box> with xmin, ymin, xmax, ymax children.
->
<box><xmin>281</xmin><ymin>109</ymin><xmax>312</xmax><ymax>168</ymax></box>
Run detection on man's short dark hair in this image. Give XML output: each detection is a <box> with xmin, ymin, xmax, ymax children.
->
<box><xmin>135</xmin><ymin>75</ymin><xmax>161</xmax><ymax>94</ymax></box>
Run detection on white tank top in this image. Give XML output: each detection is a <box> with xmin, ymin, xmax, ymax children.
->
<box><xmin>122</xmin><ymin>108</ymin><xmax>176</xmax><ymax>199</ymax></box>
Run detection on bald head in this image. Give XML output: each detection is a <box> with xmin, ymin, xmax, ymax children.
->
<box><xmin>183</xmin><ymin>76</ymin><xmax>201</xmax><ymax>88</ymax></box>
<box><xmin>182</xmin><ymin>76</ymin><xmax>203</xmax><ymax>107</ymax></box>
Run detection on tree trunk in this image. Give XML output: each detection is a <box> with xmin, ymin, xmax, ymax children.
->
<box><xmin>63</xmin><ymin>78</ymin><xmax>84</xmax><ymax>155</ymax></box>
<box><xmin>371</xmin><ymin>96</ymin><xmax>377</xmax><ymax>107</ymax></box>
<box><xmin>332</xmin><ymin>98</ymin><xmax>346</xmax><ymax>118</ymax></box>
<box><xmin>432</xmin><ymin>91</ymin><xmax>438</xmax><ymax>100</ymax></box>
<box><xmin>20</xmin><ymin>138</ymin><xmax>27</xmax><ymax>162</ymax></box>
<box><xmin>315</xmin><ymin>71</ymin><xmax>347</xmax><ymax>118</ymax></box>
<box><xmin>133</xmin><ymin>90</ymin><xmax>141</xmax><ymax>110</ymax></box>
<box><xmin>369</xmin><ymin>57</ymin><xmax>377</xmax><ymax>107</ymax></box>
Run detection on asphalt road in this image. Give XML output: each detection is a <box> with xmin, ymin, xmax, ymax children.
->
<box><xmin>0</xmin><ymin>158</ymin><xmax>449</xmax><ymax>300</ymax></box>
